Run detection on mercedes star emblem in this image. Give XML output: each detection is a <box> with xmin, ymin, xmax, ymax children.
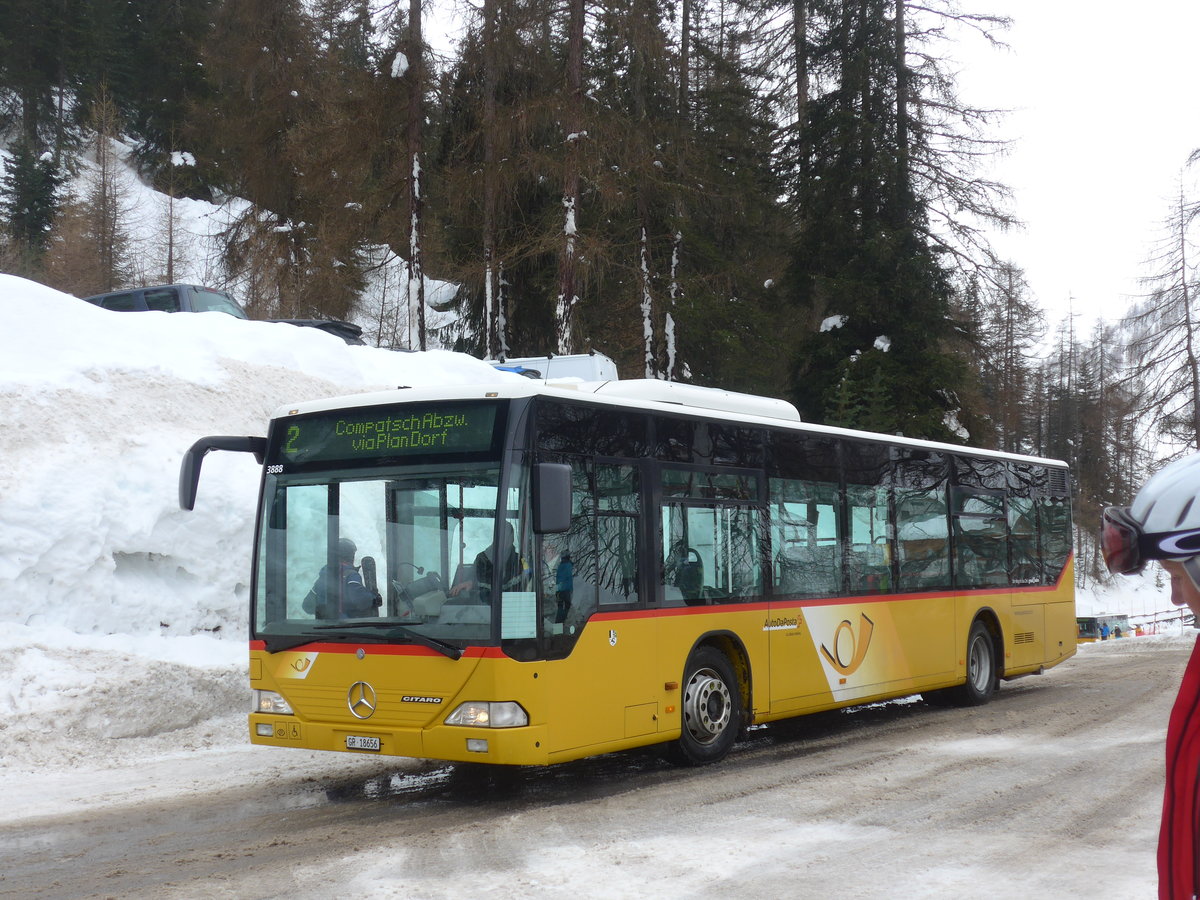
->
<box><xmin>347</xmin><ymin>681</ymin><xmax>377</xmax><ymax>719</ymax></box>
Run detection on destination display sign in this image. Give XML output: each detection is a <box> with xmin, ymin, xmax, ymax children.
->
<box><xmin>271</xmin><ymin>402</ymin><xmax>501</xmax><ymax>465</ymax></box>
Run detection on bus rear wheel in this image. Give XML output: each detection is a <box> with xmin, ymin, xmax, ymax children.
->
<box><xmin>667</xmin><ymin>646</ymin><xmax>742</xmax><ymax>766</ymax></box>
<box><xmin>926</xmin><ymin>619</ymin><xmax>997</xmax><ymax>707</ymax></box>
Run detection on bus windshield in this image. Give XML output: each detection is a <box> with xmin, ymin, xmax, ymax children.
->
<box><xmin>253</xmin><ymin>460</ymin><xmax>534</xmax><ymax>653</ymax></box>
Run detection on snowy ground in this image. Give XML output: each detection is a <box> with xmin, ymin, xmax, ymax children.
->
<box><xmin>0</xmin><ymin>273</ymin><xmax>1186</xmax><ymax>896</ymax></box>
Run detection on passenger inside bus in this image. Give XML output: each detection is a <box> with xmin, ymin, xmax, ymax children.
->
<box><xmin>302</xmin><ymin>538</ymin><xmax>380</xmax><ymax>619</ymax></box>
<box><xmin>664</xmin><ymin>542</ymin><xmax>705</xmax><ymax>605</ymax></box>
<box><xmin>448</xmin><ymin>521</ymin><xmax>525</xmax><ymax>604</ymax></box>
<box><xmin>541</xmin><ymin>541</ymin><xmax>574</xmax><ymax>623</ymax></box>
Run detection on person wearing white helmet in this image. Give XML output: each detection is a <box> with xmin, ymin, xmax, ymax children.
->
<box><xmin>1103</xmin><ymin>452</ymin><xmax>1200</xmax><ymax>899</ymax></box>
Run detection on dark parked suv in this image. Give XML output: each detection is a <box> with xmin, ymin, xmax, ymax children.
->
<box><xmin>82</xmin><ymin>284</ymin><xmax>365</xmax><ymax>345</ymax></box>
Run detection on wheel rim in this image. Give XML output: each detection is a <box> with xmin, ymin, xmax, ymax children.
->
<box><xmin>966</xmin><ymin>633</ymin><xmax>992</xmax><ymax>693</ymax></box>
<box><xmin>682</xmin><ymin>666</ymin><xmax>732</xmax><ymax>745</ymax></box>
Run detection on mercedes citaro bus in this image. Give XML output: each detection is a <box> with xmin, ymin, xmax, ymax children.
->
<box><xmin>179</xmin><ymin>378</ymin><xmax>1075</xmax><ymax>766</ymax></box>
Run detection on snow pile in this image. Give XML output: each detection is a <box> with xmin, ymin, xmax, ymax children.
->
<box><xmin>0</xmin><ymin>274</ymin><xmax>510</xmax><ymax>769</ymax></box>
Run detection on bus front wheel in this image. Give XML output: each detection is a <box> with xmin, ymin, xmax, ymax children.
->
<box><xmin>667</xmin><ymin>646</ymin><xmax>742</xmax><ymax>766</ymax></box>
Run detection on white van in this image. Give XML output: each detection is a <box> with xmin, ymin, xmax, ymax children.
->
<box><xmin>491</xmin><ymin>352</ymin><xmax>619</xmax><ymax>382</ymax></box>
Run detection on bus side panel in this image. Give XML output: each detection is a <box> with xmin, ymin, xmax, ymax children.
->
<box><xmin>765</xmin><ymin>603</ymin><xmax>831</xmax><ymax>714</ymax></box>
<box><xmin>1004</xmin><ymin>603</ymin><xmax>1044</xmax><ymax>671</ymax></box>
<box><xmin>767</xmin><ymin>593</ymin><xmax>958</xmax><ymax>716</ymax></box>
<box><xmin>1008</xmin><ymin>556</ymin><xmax>1076</xmax><ymax>674</ymax></box>
<box><xmin>540</xmin><ymin>612</ymin><xmax>663</xmax><ymax>757</ymax></box>
<box><xmin>1049</xmin><ymin>556</ymin><xmax>1078</xmax><ymax>665</ymax></box>
<box><xmin>1043</xmin><ymin>598</ymin><xmax>1077</xmax><ymax>665</ymax></box>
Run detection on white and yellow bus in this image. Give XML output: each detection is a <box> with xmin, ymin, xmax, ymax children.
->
<box><xmin>179</xmin><ymin>379</ymin><xmax>1075</xmax><ymax>766</ymax></box>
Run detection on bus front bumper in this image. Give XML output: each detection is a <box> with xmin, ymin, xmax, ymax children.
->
<box><xmin>248</xmin><ymin>714</ymin><xmax>551</xmax><ymax>765</ymax></box>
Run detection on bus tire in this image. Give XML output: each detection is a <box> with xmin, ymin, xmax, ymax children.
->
<box><xmin>667</xmin><ymin>646</ymin><xmax>742</xmax><ymax>766</ymax></box>
<box><xmin>956</xmin><ymin>620</ymin><xmax>999</xmax><ymax>706</ymax></box>
<box><xmin>923</xmin><ymin>620</ymin><xmax>998</xmax><ymax>708</ymax></box>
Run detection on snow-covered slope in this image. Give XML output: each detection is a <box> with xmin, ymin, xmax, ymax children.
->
<box><xmin>0</xmin><ymin>274</ymin><xmax>510</xmax><ymax>770</ymax></box>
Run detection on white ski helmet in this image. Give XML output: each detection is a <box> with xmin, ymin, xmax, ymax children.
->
<box><xmin>1103</xmin><ymin>453</ymin><xmax>1200</xmax><ymax>579</ymax></box>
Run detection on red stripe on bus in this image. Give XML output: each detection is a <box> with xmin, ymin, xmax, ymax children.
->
<box><xmin>249</xmin><ymin>551</ymin><xmax>1074</xmax><ymax>652</ymax></box>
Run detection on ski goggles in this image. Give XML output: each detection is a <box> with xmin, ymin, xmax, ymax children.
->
<box><xmin>1101</xmin><ymin>506</ymin><xmax>1200</xmax><ymax>576</ymax></box>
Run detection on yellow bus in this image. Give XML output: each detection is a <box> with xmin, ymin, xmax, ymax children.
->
<box><xmin>179</xmin><ymin>379</ymin><xmax>1076</xmax><ymax>766</ymax></box>
<box><xmin>1076</xmin><ymin>614</ymin><xmax>1132</xmax><ymax>642</ymax></box>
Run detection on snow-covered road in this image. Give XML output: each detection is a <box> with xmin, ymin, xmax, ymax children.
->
<box><xmin>0</xmin><ymin>636</ymin><xmax>1183</xmax><ymax>899</ymax></box>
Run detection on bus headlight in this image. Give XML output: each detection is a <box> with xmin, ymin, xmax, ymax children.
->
<box><xmin>444</xmin><ymin>701</ymin><xmax>528</xmax><ymax>728</ymax></box>
<box><xmin>254</xmin><ymin>690</ymin><xmax>294</xmax><ymax>715</ymax></box>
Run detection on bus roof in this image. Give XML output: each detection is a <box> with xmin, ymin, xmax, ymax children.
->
<box><xmin>271</xmin><ymin>379</ymin><xmax>1068</xmax><ymax>469</ymax></box>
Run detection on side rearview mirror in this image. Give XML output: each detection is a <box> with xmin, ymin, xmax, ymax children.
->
<box><xmin>533</xmin><ymin>462</ymin><xmax>572</xmax><ymax>534</ymax></box>
<box><xmin>179</xmin><ymin>435</ymin><xmax>267</xmax><ymax>510</ymax></box>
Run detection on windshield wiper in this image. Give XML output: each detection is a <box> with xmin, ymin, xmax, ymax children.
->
<box><xmin>262</xmin><ymin>633</ymin><xmax>324</xmax><ymax>653</ymax></box>
<box><xmin>311</xmin><ymin>622</ymin><xmax>464</xmax><ymax>660</ymax></box>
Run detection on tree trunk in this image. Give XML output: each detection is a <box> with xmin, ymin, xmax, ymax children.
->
<box><xmin>679</xmin><ymin>0</ymin><xmax>691</xmax><ymax>118</ymax></box>
<box><xmin>1177</xmin><ymin>188</ymin><xmax>1200</xmax><ymax>449</ymax></box>
<box><xmin>408</xmin><ymin>0</ymin><xmax>426</xmax><ymax>350</ymax></box>
<box><xmin>895</xmin><ymin>0</ymin><xmax>909</xmax><ymax>198</ymax></box>
<box><xmin>793</xmin><ymin>0</ymin><xmax>808</xmax><ymax>125</ymax></box>
<box><xmin>482</xmin><ymin>0</ymin><xmax>499</xmax><ymax>358</ymax></box>
<box><xmin>556</xmin><ymin>0</ymin><xmax>584</xmax><ymax>355</ymax></box>
<box><xmin>640</xmin><ymin>222</ymin><xmax>656</xmax><ymax>378</ymax></box>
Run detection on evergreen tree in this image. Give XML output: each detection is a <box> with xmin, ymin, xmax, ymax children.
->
<box><xmin>0</xmin><ymin>138</ymin><xmax>63</xmax><ymax>266</ymax></box>
<box><xmin>122</xmin><ymin>0</ymin><xmax>216</xmax><ymax>181</ymax></box>
<box><xmin>434</xmin><ymin>0</ymin><xmax>578</xmax><ymax>358</ymax></box>
<box><xmin>785</xmin><ymin>0</ymin><xmax>976</xmax><ymax>441</ymax></box>
<box><xmin>668</xmin><ymin>0</ymin><xmax>792</xmax><ymax>391</ymax></box>
<box><xmin>0</xmin><ymin>0</ymin><xmax>75</xmax><ymax>149</ymax></box>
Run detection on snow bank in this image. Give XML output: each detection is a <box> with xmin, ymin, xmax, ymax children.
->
<box><xmin>0</xmin><ymin>274</ymin><xmax>511</xmax><ymax>767</ymax></box>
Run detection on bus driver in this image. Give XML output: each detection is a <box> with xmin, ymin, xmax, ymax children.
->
<box><xmin>302</xmin><ymin>538</ymin><xmax>379</xmax><ymax>619</ymax></box>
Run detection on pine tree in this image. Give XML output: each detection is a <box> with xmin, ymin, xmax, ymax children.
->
<box><xmin>0</xmin><ymin>138</ymin><xmax>63</xmax><ymax>268</ymax></box>
<box><xmin>122</xmin><ymin>0</ymin><xmax>215</xmax><ymax>180</ymax></box>
<box><xmin>434</xmin><ymin>0</ymin><xmax>577</xmax><ymax>358</ymax></box>
<box><xmin>783</xmin><ymin>0</ymin><xmax>986</xmax><ymax>441</ymax></box>
<box><xmin>666</xmin><ymin>0</ymin><xmax>792</xmax><ymax>391</ymax></box>
<box><xmin>0</xmin><ymin>0</ymin><xmax>76</xmax><ymax>150</ymax></box>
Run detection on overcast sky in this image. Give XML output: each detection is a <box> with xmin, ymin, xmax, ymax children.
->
<box><xmin>958</xmin><ymin>1</ymin><xmax>1200</xmax><ymax>330</ymax></box>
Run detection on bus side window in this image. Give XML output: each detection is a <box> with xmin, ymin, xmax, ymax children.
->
<box><xmin>1039</xmin><ymin>496</ymin><xmax>1072</xmax><ymax>585</ymax></box>
<box><xmin>846</xmin><ymin>485</ymin><xmax>891</xmax><ymax>593</ymax></box>
<box><xmin>895</xmin><ymin>488</ymin><xmax>950</xmax><ymax>591</ymax></box>
<box><xmin>558</xmin><ymin>459</ymin><xmax>598</xmax><ymax>622</ymax></box>
<box><xmin>541</xmin><ymin>458</ymin><xmax>640</xmax><ymax>637</ymax></box>
<box><xmin>595</xmin><ymin>464</ymin><xmax>640</xmax><ymax>607</ymax></box>
<box><xmin>952</xmin><ymin>488</ymin><xmax>1008</xmax><ymax>588</ymax></box>
<box><xmin>662</xmin><ymin>503</ymin><xmax>761</xmax><ymax>606</ymax></box>
<box><xmin>769</xmin><ymin>477</ymin><xmax>841</xmax><ymax>596</ymax></box>
<box><xmin>661</xmin><ymin>467</ymin><xmax>762</xmax><ymax>606</ymax></box>
<box><xmin>1008</xmin><ymin>496</ymin><xmax>1040</xmax><ymax>584</ymax></box>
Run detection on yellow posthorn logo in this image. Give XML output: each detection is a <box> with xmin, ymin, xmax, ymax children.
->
<box><xmin>291</xmin><ymin>657</ymin><xmax>311</xmax><ymax>673</ymax></box>
<box><xmin>820</xmin><ymin>613</ymin><xmax>875</xmax><ymax>676</ymax></box>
